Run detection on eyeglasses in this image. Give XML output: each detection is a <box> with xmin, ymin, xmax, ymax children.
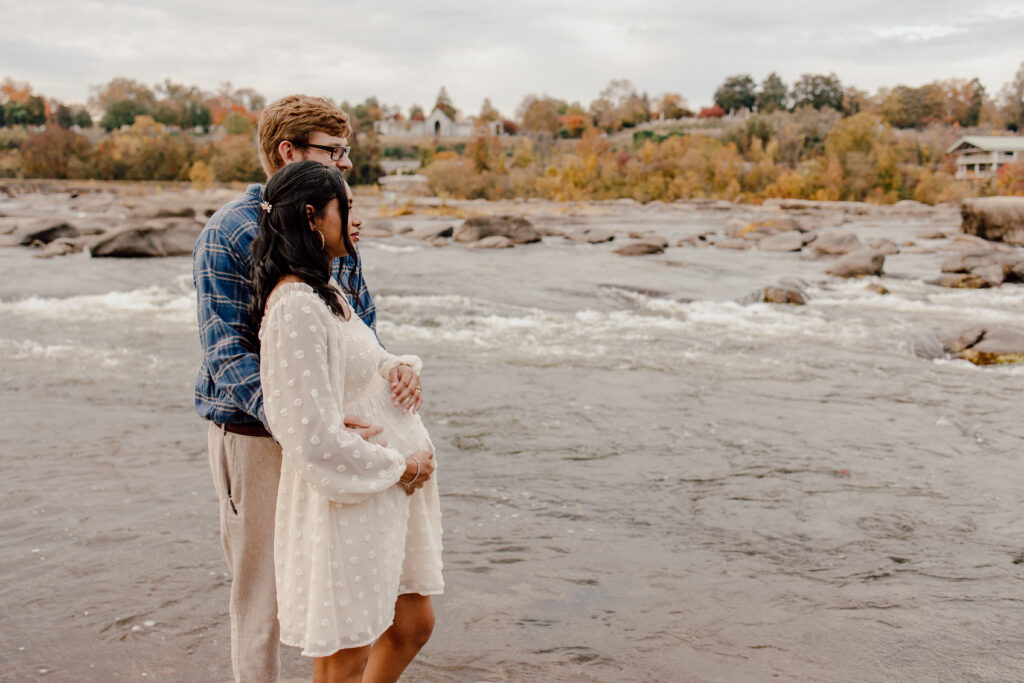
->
<box><xmin>301</xmin><ymin>143</ymin><xmax>351</xmax><ymax>161</ymax></box>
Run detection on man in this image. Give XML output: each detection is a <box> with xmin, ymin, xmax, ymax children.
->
<box><xmin>193</xmin><ymin>95</ymin><xmax>421</xmax><ymax>682</ymax></box>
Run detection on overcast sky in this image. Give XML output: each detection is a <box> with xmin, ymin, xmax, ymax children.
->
<box><xmin>2</xmin><ymin>0</ymin><xmax>1022</xmax><ymax>118</ymax></box>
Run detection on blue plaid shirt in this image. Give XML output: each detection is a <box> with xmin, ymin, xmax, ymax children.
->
<box><xmin>193</xmin><ymin>183</ymin><xmax>376</xmax><ymax>429</ymax></box>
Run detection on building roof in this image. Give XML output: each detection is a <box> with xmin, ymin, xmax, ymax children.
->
<box><xmin>947</xmin><ymin>135</ymin><xmax>1024</xmax><ymax>154</ymax></box>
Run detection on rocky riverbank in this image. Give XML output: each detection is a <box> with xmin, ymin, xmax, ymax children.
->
<box><xmin>3</xmin><ymin>181</ymin><xmax>1024</xmax><ymax>365</ymax></box>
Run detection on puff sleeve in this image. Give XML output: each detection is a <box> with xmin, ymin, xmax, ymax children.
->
<box><xmin>260</xmin><ymin>291</ymin><xmax>406</xmax><ymax>504</ymax></box>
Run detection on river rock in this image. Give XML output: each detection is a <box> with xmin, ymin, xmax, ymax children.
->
<box><xmin>960</xmin><ymin>197</ymin><xmax>1024</xmax><ymax>246</ymax></box>
<box><xmin>758</xmin><ymin>231</ymin><xmax>804</xmax><ymax>252</ymax></box>
<box><xmin>614</xmin><ymin>242</ymin><xmax>664</xmax><ymax>256</ymax></box>
<box><xmin>33</xmin><ymin>237</ymin><xmax>80</xmax><ymax>259</ymax></box>
<box><xmin>128</xmin><ymin>202</ymin><xmax>197</xmax><ymax>220</ymax></box>
<box><xmin>725</xmin><ymin>217</ymin><xmax>802</xmax><ymax>239</ymax></box>
<box><xmin>824</xmin><ymin>248</ymin><xmax>885</xmax><ymax>277</ymax></box>
<box><xmin>89</xmin><ymin>218</ymin><xmax>202</xmax><ymax>257</ymax></box>
<box><xmin>868</xmin><ymin>238</ymin><xmax>900</xmax><ymax>255</ymax></box>
<box><xmin>942</xmin><ymin>327</ymin><xmax>1024</xmax><ymax>365</ymax></box>
<box><xmin>16</xmin><ymin>219</ymin><xmax>81</xmax><ymax>246</ymax></box>
<box><xmin>455</xmin><ymin>215</ymin><xmax>540</xmax><ymax>244</ymax></box>
<box><xmin>925</xmin><ymin>273</ymin><xmax>992</xmax><ymax>289</ymax></box>
<box><xmin>915</xmin><ymin>229</ymin><xmax>949</xmax><ymax>240</ymax></box>
<box><xmin>762</xmin><ymin>286</ymin><xmax>807</xmax><ymax>305</ymax></box>
<box><xmin>467</xmin><ymin>235</ymin><xmax>514</xmax><ymax>249</ymax></box>
<box><xmin>567</xmin><ymin>227</ymin><xmax>615</xmax><ymax>243</ymax></box>
<box><xmin>408</xmin><ymin>225</ymin><xmax>453</xmax><ymax>241</ymax></box>
<box><xmin>359</xmin><ymin>219</ymin><xmax>395</xmax><ymax>238</ymax></box>
<box><xmin>715</xmin><ymin>238</ymin><xmax>750</xmax><ymax>250</ymax></box>
<box><xmin>809</xmin><ymin>230</ymin><xmax>863</xmax><ymax>255</ymax></box>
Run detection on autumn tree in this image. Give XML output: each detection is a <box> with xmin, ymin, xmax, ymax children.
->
<box><xmin>518</xmin><ymin>95</ymin><xmax>561</xmax><ymax>135</ymax></box>
<box><xmin>656</xmin><ymin>93</ymin><xmax>690</xmax><ymax>119</ymax></box>
<box><xmin>791</xmin><ymin>73</ymin><xmax>844</xmax><ymax>110</ymax></box>
<box><xmin>409</xmin><ymin>104</ymin><xmax>425</xmax><ymax>121</ymax></box>
<box><xmin>20</xmin><ymin>127</ymin><xmax>92</xmax><ymax>178</ymax></box>
<box><xmin>714</xmin><ymin>74</ymin><xmax>756</xmax><ymax>113</ymax></box>
<box><xmin>433</xmin><ymin>87</ymin><xmax>456</xmax><ymax>120</ymax></box>
<box><xmin>478</xmin><ymin>98</ymin><xmax>500</xmax><ymax>122</ymax></box>
<box><xmin>153</xmin><ymin>80</ymin><xmax>211</xmax><ymax>131</ymax></box>
<box><xmin>757</xmin><ymin>73</ymin><xmax>787</xmax><ymax>113</ymax></box>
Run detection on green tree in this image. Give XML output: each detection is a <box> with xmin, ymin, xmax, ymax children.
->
<box><xmin>1000</xmin><ymin>61</ymin><xmax>1024</xmax><ymax>131</ymax></box>
<box><xmin>714</xmin><ymin>74</ymin><xmax>757</xmax><ymax>113</ymax></box>
<box><xmin>74</xmin><ymin>108</ymin><xmax>93</xmax><ymax>128</ymax></box>
<box><xmin>964</xmin><ymin>78</ymin><xmax>985</xmax><ymax>127</ymax></box>
<box><xmin>55</xmin><ymin>104</ymin><xmax>75</xmax><ymax>129</ymax></box>
<box><xmin>5</xmin><ymin>102</ymin><xmax>28</xmax><ymax>125</ymax></box>
<box><xmin>223</xmin><ymin>111</ymin><xmax>253</xmax><ymax>136</ymax></box>
<box><xmin>791</xmin><ymin>73</ymin><xmax>844</xmax><ymax>110</ymax></box>
<box><xmin>25</xmin><ymin>96</ymin><xmax>46</xmax><ymax>125</ymax></box>
<box><xmin>757</xmin><ymin>73</ymin><xmax>787</xmax><ymax>113</ymax></box>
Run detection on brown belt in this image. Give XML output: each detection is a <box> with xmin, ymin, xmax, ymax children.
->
<box><xmin>219</xmin><ymin>422</ymin><xmax>273</xmax><ymax>439</ymax></box>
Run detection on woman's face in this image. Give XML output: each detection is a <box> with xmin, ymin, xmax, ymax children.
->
<box><xmin>312</xmin><ymin>184</ymin><xmax>361</xmax><ymax>259</ymax></box>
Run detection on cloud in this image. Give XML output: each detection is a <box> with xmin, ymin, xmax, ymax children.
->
<box><xmin>0</xmin><ymin>0</ymin><xmax>1020</xmax><ymax>115</ymax></box>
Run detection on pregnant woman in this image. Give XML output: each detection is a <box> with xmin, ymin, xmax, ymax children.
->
<box><xmin>249</xmin><ymin>161</ymin><xmax>443</xmax><ymax>682</ymax></box>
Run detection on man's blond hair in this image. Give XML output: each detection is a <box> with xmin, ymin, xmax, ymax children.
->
<box><xmin>256</xmin><ymin>95</ymin><xmax>352</xmax><ymax>177</ymax></box>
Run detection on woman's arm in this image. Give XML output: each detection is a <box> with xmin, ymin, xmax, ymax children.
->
<box><xmin>261</xmin><ymin>290</ymin><xmax>406</xmax><ymax>504</ymax></box>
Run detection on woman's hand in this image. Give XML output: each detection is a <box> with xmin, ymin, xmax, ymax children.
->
<box><xmin>399</xmin><ymin>450</ymin><xmax>435</xmax><ymax>495</ymax></box>
<box><xmin>389</xmin><ymin>365</ymin><xmax>423</xmax><ymax>414</ymax></box>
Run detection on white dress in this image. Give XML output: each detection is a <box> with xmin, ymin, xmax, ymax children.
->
<box><xmin>259</xmin><ymin>282</ymin><xmax>443</xmax><ymax>657</ymax></box>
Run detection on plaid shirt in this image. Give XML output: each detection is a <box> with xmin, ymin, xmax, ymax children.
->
<box><xmin>193</xmin><ymin>183</ymin><xmax>376</xmax><ymax>429</ymax></box>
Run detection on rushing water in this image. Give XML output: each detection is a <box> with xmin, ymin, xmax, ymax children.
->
<box><xmin>1</xmin><ymin>199</ymin><xmax>1023</xmax><ymax>682</ymax></box>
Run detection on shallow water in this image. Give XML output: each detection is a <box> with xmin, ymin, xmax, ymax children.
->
<box><xmin>2</xmin><ymin>201</ymin><xmax>1024</xmax><ymax>682</ymax></box>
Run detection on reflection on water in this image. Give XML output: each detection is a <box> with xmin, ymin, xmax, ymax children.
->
<box><xmin>2</xmin><ymin>217</ymin><xmax>1024</xmax><ymax>681</ymax></box>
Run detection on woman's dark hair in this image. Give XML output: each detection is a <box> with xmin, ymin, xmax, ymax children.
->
<box><xmin>249</xmin><ymin>160</ymin><xmax>360</xmax><ymax>326</ymax></box>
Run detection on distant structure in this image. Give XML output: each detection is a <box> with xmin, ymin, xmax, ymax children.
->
<box><xmin>947</xmin><ymin>136</ymin><xmax>1024</xmax><ymax>180</ymax></box>
<box><xmin>374</xmin><ymin>107</ymin><xmax>501</xmax><ymax>138</ymax></box>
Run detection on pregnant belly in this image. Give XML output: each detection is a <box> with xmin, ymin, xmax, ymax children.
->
<box><xmin>344</xmin><ymin>383</ymin><xmax>433</xmax><ymax>456</ymax></box>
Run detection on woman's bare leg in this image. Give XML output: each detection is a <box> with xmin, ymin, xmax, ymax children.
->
<box><xmin>361</xmin><ymin>594</ymin><xmax>435</xmax><ymax>683</ymax></box>
<box><xmin>314</xmin><ymin>644</ymin><xmax>372</xmax><ymax>683</ymax></box>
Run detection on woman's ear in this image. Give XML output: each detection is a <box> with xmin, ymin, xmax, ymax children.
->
<box><xmin>306</xmin><ymin>204</ymin><xmax>316</xmax><ymax>228</ymax></box>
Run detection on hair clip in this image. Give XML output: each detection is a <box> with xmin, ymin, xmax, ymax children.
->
<box><xmin>260</xmin><ymin>200</ymin><xmax>273</xmax><ymax>213</ymax></box>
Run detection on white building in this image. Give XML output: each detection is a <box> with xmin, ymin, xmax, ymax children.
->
<box><xmin>374</xmin><ymin>107</ymin><xmax>501</xmax><ymax>138</ymax></box>
<box><xmin>947</xmin><ymin>136</ymin><xmax>1024</xmax><ymax>180</ymax></box>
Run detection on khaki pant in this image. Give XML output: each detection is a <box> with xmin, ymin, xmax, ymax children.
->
<box><xmin>208</xmin><ymin>424</ymin><xmax>282</xmax><ymax>683</ymax></box>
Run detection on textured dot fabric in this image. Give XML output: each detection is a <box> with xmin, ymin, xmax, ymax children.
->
<box><xmin>259</xmin><ymin>282</ymin><xmax>443</xmax><ymax>657</ymax></box>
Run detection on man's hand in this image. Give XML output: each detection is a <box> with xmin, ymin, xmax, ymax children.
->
<box><xmin>389</xmin><ymin>365</ymin><xmax>423</xmax><ymax>414</ymax></box>
<box><xmin>344</xmin><ymin>415</ymin><xmax>385</xmax><ymax>446</ymax></box>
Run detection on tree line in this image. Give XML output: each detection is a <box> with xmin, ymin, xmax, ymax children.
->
<box><xmin>0</xmin><ymin>67</ymin><xmax>1022</xmax><ymax>203</ymax></box>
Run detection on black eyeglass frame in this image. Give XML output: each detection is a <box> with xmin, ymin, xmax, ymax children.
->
<box><xmin>299</xmin><ymin>142</ymin><xmax>351</xmax><ymax>161</ymax></box>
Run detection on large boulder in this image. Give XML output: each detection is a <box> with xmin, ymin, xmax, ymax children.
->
<box><xmin>809</xmin><ymin>229</ymin><xmax>863</xmax><ymax>255</ymax></box>
<box><xmin>960</xmin><ymin>197</ymin><xmax>1024</xmax><ymax>246</ymax></box>
<box><xmin>941</xmin><ymin>326</ymin><xmax>1024</xmax><ymax>365</ymax></box>
<box><xmin>16</xmin><ymin>219</ymin><xmax>81</xmax><ymax>246</ymax></box>
<box><xmin>127</xmin><ymin>202</ymin><xmax>197</xmax><ymax>220</ymax></box>
<box><xmin>758</xmin><ymin>231</ymin><xmax>804</xmax><ymax>252</ymax></box>
<box><xmin>824</xmin><ymin>248</ymin><xmax>885</xmax><ymax>277</ymax></box>
<box><xmin>939</xmin><ymin>248</ymin><xmax>1024</xmax><ymax>286</ymax></box>
<box><xmin>455</xmin><ymin>215</ymin><xmax>540</xmax><ymax>244</ymax></box>
<box><xmin>89</xmin><ymin>218</ymin><xmax>202</xmax><ymax>257</ymax></box>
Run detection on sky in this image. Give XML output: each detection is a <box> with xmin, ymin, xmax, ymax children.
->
<box><xmin>2</xmin><ymin>0</ymin><xmax>1022</xmax><ymax>118</ymax></box>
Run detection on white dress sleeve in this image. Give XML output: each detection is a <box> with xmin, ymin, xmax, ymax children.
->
<box><xmin>261</xmin><ymin>291</ymin><xmax>406</xmax><ymax>504</ymax></box>
<box><xmin>377</xmin><ymin>353</ymin><xmax>423</xmax><ymax>381</ymax></box>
